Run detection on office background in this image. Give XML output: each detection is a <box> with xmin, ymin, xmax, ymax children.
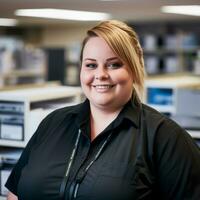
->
<box><xmin>0</xmin><ymin>0</ymin><xmax>200</xmax><ymax>198</ymax></box>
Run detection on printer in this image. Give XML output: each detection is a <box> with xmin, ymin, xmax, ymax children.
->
<box><xmin>0</xmin><ymin>85</ymin><xmax>83</xmax><ymax>147</ymax></box>
<box><xmin>145</xmin><ymin>75</ymin><xmax>200</xmax><ymax>129</ymax></box>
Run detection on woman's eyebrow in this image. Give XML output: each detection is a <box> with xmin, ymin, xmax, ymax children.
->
<box><xmin>83</xmin><ymin>58</ymin><xmax>96</xmax><ymax>61</ymax></box>
<box><xmin>106</xmin><ymin>57</ymin><xmax>119</xmax><ymax>61</ymax></box>
<box><xmin>83</xmin><ymin>57</ymin><xmax>119</xmax><ymax>62</ymax></box>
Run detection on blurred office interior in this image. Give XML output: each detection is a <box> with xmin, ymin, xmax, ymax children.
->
<box><xmin>0</xmin><ymin>0</ymin><xmax>200</xmax><ymax>198</ymax></box>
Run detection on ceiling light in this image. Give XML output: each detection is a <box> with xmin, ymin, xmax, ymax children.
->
<box><xmin>161</xmin><ymin>5</ymin><xmax>200</xmax><ymax>16</ymax></box>
<box><xmin>15</xmin><ymin>9</ymin><xmax>111</xmax><ymax>21</ymax></box>
<box><xmin>0</xmin><ymin>18</ymin><xmax>17</xmax><ymax>26</ymax></box>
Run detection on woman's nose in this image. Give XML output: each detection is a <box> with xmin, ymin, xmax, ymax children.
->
<box><xmin>95</xmin><ymin>66</ymin><xmax>109</xmax><ymax>80</ymax></box>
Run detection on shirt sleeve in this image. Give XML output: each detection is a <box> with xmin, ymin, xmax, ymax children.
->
<box><xmin>155</xmin><ymin>119</ymin><xmax>200</xmax><ymax>200</ymax></box>
<box><xmin>5</xmin><ymin>110</ymin><xmax>56</xmax><ymax>195</ymax></box>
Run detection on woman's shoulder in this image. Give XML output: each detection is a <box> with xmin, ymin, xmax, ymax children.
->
<box><xmin>141</xmin><ymin>103</ymin><xmax>195</xmax><ymax>160</ymax></box>
<box><xmin>33</xmin><ymin>103</ymin><xmax>82</xmax><ymax>135</ymax></box>
<box><xmin>28</xmin><ymin>103</ymin><xmax>84</xmax><ymax>147</ymax></box>
<box><xmin>141</xmin><ymin>103</ymin><xmax>186</xmax><ymax>137</ymax></box>
<box><xmin>43</xmin><ymin>102</ymin><xmax>83</xmax><ymax>122</ymax></box>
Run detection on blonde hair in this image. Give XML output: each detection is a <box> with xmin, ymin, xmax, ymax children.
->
<box><xmin>80</xmin><ymin>20</ymin><xmax>146</xmax><ymax>100</ymax></box>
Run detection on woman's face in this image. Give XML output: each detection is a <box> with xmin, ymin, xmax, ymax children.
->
<box><xmin>80</xmin><ymin>36</ymin><xmax>134</xmax><ymax>111</ymax></box>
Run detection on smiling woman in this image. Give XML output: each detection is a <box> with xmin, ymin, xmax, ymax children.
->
<box><xmin>5</xmin><ymin>20</ymin><xmax>200</xmax><ymax>200</ymax></box>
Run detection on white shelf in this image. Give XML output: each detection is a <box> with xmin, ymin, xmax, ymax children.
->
<box><xmin>1</xmin><ymin>68</ymin><xmax>45</xmax><ymax>78</ymax></box>
<box><xmin>0</xmin><ymin>139</ymin><xmax>27</xmax><ymax>148</ymax></box>
<box><xmin>187</xmin><ymin>130</ymin><xmax>200</xmax><ymax>139</ymax></box>
<box><xmin>0</xmin><ymin>85</ymin><xmax>83</xmax><ymax>102</ymax></box>
<box><xmin>145</xmin><ymin>75</ymin><xmax>200</xmax><ymax>88</ymax></box>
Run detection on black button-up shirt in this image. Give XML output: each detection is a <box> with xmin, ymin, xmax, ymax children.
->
<box><xmin>5</xmin><ymin>95</ymin><xmax>200</xmax><ymax>200</ymax></box>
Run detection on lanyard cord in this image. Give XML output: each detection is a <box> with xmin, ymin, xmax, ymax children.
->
<box><xmin>59</xmin><ymin>129</ymin><xmax>81</xmax><ymax>198</ymax></box>
<box><xmin>71</xmin><ymin>132</ymin><xmax>113</xmax><ymax>199</ymax></box>
<box><xmin>60</xmin><ymin>128</ymin><xmax>113</xmax><ymax>200</ymax></box>
<box><xmin>65</xmin><ymin>129</ymin><xmax>81</xmax><ymax>176</ymax></box>
<box><xmin>80</xmin><ymin>132</ymin><xmax>112</xmax><ymax>177</ymax></box>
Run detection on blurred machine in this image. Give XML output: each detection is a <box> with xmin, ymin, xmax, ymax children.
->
<box><xmin>0</xmin><ymin>148</ymin><xmax>23</xmax><ymax>196</ymax></box>
<box><xmin>0</xmin><ymin>85</ymin><xmax>84</xmax><ymax>147</ymax></box>
<box><xmin>145</xmin><ymin>75</ymin><xmax>200</xmax><ymax>130</ymax></box>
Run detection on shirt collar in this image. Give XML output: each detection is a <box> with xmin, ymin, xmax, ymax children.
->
<box><xmin>120</xmin><ymin>93</ymin><xmax>141</xmax><ymax>128</ymax></box>
<box><xmin>73</xmin><ymin>92</ymin><xmax>141</xmax><ymax>129</ymax></box>
<box><xmin>74</xmin><ymin>99</ymin><xmax>91</xmax><ymax>128</ymax></box>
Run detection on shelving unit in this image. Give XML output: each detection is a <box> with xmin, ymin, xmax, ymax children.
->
<box><xmin>0</xmin><ymin>36</ymin><xmax>47</xmax><ymax>200</ymax></box>
<box><xmin>2</xmin><ymin>68</ymin><xmax>46</xmax><ymax>78</ymax></box>
<box><xmin>0</xmin><ymin>37</ymin><xmax>47</xmax><ymax>88</ymax></box>
<box><xmin>129</xmin><ymin>21</ymin><xmax>200</xmax><ymax>76</ymax></box>
<box><xmin>0</xmin><ymin>68</ymin><xmax>46</xmax><ymax>87</ymax></box>
<box><xmin>65</xmin><ymin>42</ymin><xmax>81</xmax><ymax>86</ymax></box>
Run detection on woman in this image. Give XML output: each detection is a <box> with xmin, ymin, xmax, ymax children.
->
<box><xmin>6</xmin><ymin>20</ymin><xmax>200</xmax><ymax>200</ymax></box>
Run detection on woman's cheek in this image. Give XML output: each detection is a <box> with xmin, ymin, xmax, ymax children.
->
<box><xmin>80</xmin><ymin>71</ymin><xmax>94</xmax><ymax>85</ymax></box>
<box><xmin>114</xmin><ymin>71</ymin><xmax>131</xmax><ymax>84</ymax></box>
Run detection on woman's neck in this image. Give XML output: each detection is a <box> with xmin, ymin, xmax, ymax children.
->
<box><xmin>89</xmin><ymin>105</ymin><xmax>122</xmax><ymax>141</ymax></box>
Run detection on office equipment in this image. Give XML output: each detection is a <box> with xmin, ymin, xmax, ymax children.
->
<box><xmin>0</xmin><ymin>169</ymin><xmax>10</xmax><ymax>196</ymax></box>
<box><xmin>0</xmin><ymin>148</ymin><xmax>22</xmax><ymax>167</ymax></box>
<box><xmin>171</xmin><ymin>86</ymin><xmax>200</xmax><ymax>129</ymax></box>
<box><xmin>0</xmin><ymin>85</ymin><xmax>83</xmax><ymax>147</ymax></box>
<box><xmin>145</xmin><ymin>75</ymin><xmax>200</xmax><ymax>130</ymax></box>
<box><xmin>0</xmin><ymin>148</ymin><xmax>23</xmax><ymax>196</ymax></box>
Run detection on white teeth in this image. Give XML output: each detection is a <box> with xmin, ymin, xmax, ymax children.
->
<box><xmin>95</xmin><ymin>85</ymin><xmax>112</xmax><ymax>89</ymax></box>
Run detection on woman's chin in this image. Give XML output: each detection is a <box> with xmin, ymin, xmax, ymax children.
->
<box><xmin>90</xmin><ymin>97</ymin><xmax>123</xmax><ymax>112</ymax></box>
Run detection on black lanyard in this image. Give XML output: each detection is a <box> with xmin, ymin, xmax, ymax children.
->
<box><xmin>59</xmin><ymin>128</ymin><xmax>113</xmax><ymax>200</ymax></box>
<box><xmin>70</xmin><ymin>132</ymin><xmax>113</xmax><ymax>200</ymax></box>
<box><xmin>59</xmin><ymin>129</ymin><xmax>81</xmax><ymax>198</ymax></box>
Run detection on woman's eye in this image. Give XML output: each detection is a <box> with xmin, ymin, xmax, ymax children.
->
<box><xmin>108</xmin><ymin>62</ymin><xmax>123</xmax><ymax>69</ymax></box>
<box><xmin>85</xmin><ymin>63</ymin><xmax>97</xmax><ymax>68</ymax></box>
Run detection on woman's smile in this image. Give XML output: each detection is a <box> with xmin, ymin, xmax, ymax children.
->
<box><xmin>92</xmin><ymin>84</ymin><xmax>115</xmax><ymax>92</ymax></box>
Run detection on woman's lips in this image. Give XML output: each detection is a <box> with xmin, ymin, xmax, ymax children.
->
<box><xmin>92</xmin><ymin>84</ymin><xmax>115</xmax><ymax>92</ymax></box>
<box><xmin>94</xmin><ymin>85</ymin><xmax>114</xmax><ymax>89</ymax></box>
